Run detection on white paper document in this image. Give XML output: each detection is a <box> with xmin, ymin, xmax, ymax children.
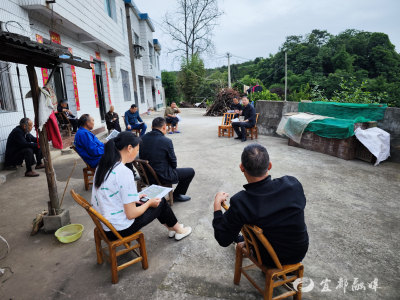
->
<box><xmin>106</xmin><ymin>129</ymin><xmax>120</xmax><ymax>141</ymax></box>
<box><xmin>176</xmin><ymin>114</ymin><xmax>182</xmax><ymax>122</ymax></box>
<box><xmin>139</xmin><ymin>185</ymin><xmax>173</xmax><ymax>199</ymax></box>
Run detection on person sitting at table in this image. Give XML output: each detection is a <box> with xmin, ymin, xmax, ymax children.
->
<box><xmin>124</xmin><ymin>104</ymin><xmax>147</xmax><ymax>136</ymax></box>
<box><xmin>164</xmin><ymin>102</ymin><xmax>181</xmax><ymax>134</ymax></box>
<box><xmin>230</xmin><ymin>97</ymin><xmax>243</xmax><ymax>118</ymax></box>
<box><xmin>105</xmin><ymin>105</ymin><xmax>122</xmax><ymax>132</ymax></box>
<box><xmin>139</xmin><ymin>117</ymin><xmax>195</xmax><ymax>202</ymax></box>
<box><xmin>57</xmin><ymin>99</ymin><xmax>78</xmax><ymax>134</ymax></box>
<box><xmin>92</xmin><ymin>131</ymin><xmax>192</xmax><ymax>241</ymax></box>
<box><xmin>212</xmin><ymin>144</ymin><xmax>309</xmax><ymax>267</ymax></box>
<box><xmin>232</xmin><ymin>96</ymin><xmax>256</xmax><ymax>142</ymax></box>
<box><xmin>4</xmin><ymin>118</ymin><xmax>45</xmax><ymax>177</ymax></box>
<box><xmin>74</xmin><ymin>114</ymin><xmax>139</xmax><ymax>180</ymax></box>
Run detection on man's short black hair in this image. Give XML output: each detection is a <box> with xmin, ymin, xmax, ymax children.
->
<box><xmin>241</xmin><ymin>96</ymin><xmax>249</xmax><ymax>101</ymax></box>
<box><xmin>152</xmin><ymin>117</ymin><xmax>166</xmax><ymax>129</ymax></box>
<box><xmin>233</xmin><ymin>96</ymin><xmax>238</xmax><ymax>100</ymax></box>
<box><xmin>78</xmin><ymin>114</ymin><xmax>91</xmax><ymax>127</ymax></box>
<box><xmin>241</xmin><ymin>144</ymin><xmax>270</xmax><ymax>177</ymax></box>
<box><xmin>131</xmin><ymin>104</ymin><xmax>137</xmax><ymax>109</ymax></box>
<box><xmin>19</xmin><ymin>118</ymin><xmax>30</xmax><ymax>126</ymax></box>
<box><xmin>60</xmin><ymin>99</ymin><xmax>68</xmax><ymax>104</ymax></box>
<box><xmin>171</xmin><ymin>101</ymin><xmax>176</xmax><ymax>104</ymax></box>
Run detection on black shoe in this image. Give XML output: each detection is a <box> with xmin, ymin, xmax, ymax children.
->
<box><xmin>241</xmin><ymin>138</ymin><xmax>247</xmax><ymax>142</ymax></box>
<box><xmin>234</xmin><ymin>136</ymin><xmax>242</xmax><ymax>140</ymax></box>
<box><xmin>174</xmin><ymin>194</ymin><xmax>191</xmax><ymax>202</ymax></box>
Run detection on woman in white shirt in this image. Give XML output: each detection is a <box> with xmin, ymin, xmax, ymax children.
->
<box><xmin>92</xmin><ymin>131</ymin><xmax>191</xmax><ymax>241</ymax></box>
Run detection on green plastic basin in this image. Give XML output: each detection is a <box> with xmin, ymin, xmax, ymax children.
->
<box><xmin>55</xmin><ymin>224</ymin><xmax>84</xmax><ymax>243</ymax></box>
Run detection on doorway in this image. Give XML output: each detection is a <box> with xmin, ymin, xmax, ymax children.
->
<box><xmin>94</xmin><ymin>61</ymin><xmax>106</xmax><ymax>122</ymax></box>
<box><xmin>152</xmin><ymin>87</ymin><xmax>156</xmax><ymax>110</ymax></box>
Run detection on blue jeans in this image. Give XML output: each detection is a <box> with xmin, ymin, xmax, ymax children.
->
<box><xmin>127</xmin><ymin>123</ymin><xmax>147</xmax><ymax>136</ymax></box>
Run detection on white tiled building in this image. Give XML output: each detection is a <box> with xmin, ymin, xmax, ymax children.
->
<box><xmin>0</xmin><ymin>0</ymin><xmax>163</xmax><ymax>165</ymax></box>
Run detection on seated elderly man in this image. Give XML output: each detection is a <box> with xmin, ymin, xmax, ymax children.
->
<box><xmin>231</xmin><ymin>96</ymin><xmax>256</xmax><ymax>142</ymax></box>
<box><xmin>124</xmin><ymin>104</ymin><xmax>147</xmax><ymax>136</ymax></box>
<box><xmin>140</xmin><ymin>117</ymin><xmax>195</xmax><ymax>202</ymax></box>
<box><xmin>74</xmin><ymin>114</ymin><xmax>104</xmax><ymax>168</ymax></box>
<box><xmin>213</xmin><ymin>144</ymin><xmax>308</xmax><ymax>267</ymax></box>
<box><xmin>4</xmin><ymin>118</ymin><xmax>44</xmax><ymax>177</ymax></box>
<box><xmin>164</xmin><ymin>102</ymin><xmax>181</xmax><ymax>134</ymax></box>
<box><xmin>105</xmin><ymin>105</ymin><xmax>122</xmax><ymax>132</ymax></box>
<box><xmin>74</xmin><ymin>114</ymin><xmax>139</xmax><ymax>179</ymax></box>
<box><xmin>57</xmin><ymin>99</ymin><xmax>78</xmax><ymax>134</ymax></box>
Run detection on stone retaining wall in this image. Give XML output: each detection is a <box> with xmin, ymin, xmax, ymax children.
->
<box><xmin>256</xmin><ymin>100</ymin><xmax>400</xmax><ymax>163</ymax></box>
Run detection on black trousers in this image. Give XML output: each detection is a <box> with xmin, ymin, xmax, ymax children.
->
<box><xmin>232</xmin><ymin>122</ymin><xmax>254</xmax><ymax>139</ymax></box>
<box><xmin>107</xmin><ymin>120</ymin><xmax>122</xmax><ymax>132</ymax></box>
<box><xmin>165</xmin><ymin>117</ymin><xmax>179</xmax><ymax>127</ymax></box>
<box><xmin>105</xmin><ymin>198</ymin><xmax>178</xmax><ymax>240</ymax></box>
<box><xmin>173</xmin><ymin>168</ymin><xmax>195</xmax><ymax>196</ymax></box>
<box><xmin>11</xmin><ymin>148</ymin><xmax>43</xmax><ymax>172</ymax></box>
<box><xmin>125</xmin><ymin>162</ymin><xmax>137</xmax><ymax>176</ymax></box>
<box><xmin>68</xmin><ymin>119</ymin><xmax>78</xmax><ymax>132</ymax></box>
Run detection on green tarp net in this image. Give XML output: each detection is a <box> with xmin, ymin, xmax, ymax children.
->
<box><xmin>297</xmin><ymin>102</ymin><xmax>387</xmax><ymax>139</ymax></box>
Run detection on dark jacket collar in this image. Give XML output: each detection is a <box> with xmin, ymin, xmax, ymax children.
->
<box><xmin>243</xmin><ymin>175</ymin><xmax>271</xmax><ymax>190</ymax></box>
<box><xmin>151</xmin><ymin>129</ymin><xmax>164</xmax><ymax>135</ymax></box>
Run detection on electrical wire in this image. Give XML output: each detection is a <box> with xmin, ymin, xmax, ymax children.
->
<box><xmin>1</xmin><ymin>267</ymin><xmax>13</xmax><ymax>283</ymax></box>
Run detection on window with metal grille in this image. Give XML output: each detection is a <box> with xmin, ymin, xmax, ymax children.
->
<box><xmin>139</xmin><ymin>77</ymin><xmax>145</xmax><ymax>103</ymax></box>
<box><xmin>157</xmin><ymin>56</ymin><xmax>160</xmax><ymax>70</ymax></box>
<box><xmin>120</xmin><ymin>8</ymin><xmax>125</xmax><ymax>40</ymax></box>
<box><xmin>0</xmin><ymin>61</ymin><xmax>16</xmax><ymax>112</ymax></box>
<box><xmin>149</xmin><ymin>43</ymin><xmax>153</xmax><ymax>65</ymax></box>
<box><xmin>121</xmin><ymin>69</ymin><xmax>131</xmax><ymax>102</ymax></box>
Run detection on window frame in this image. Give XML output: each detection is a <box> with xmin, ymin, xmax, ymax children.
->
<box><xmin>0</xmin><ymin>61</ymin><xmax>17</xmax><ymax>113</ymax></box>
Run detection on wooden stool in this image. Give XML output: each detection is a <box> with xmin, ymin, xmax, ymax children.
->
<box><xmin>71</xmin><ymin>146</ymin><xmax>96</xmax><ymax>190</ymax></box>
<box><xmin>71</xmin><ymin>190</ymin><xmax>149</xmax><ymax>284</ymax></box>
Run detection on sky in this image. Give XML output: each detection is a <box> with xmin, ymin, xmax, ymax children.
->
<box><xmin>137</xmin><ymin>0</ymin><xmax>400</xmax><ymax>71</ymax></box>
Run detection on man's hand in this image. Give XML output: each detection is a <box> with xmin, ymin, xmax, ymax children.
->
<box><xmin>113</xmin><ymin>118</ymin><xmax>116</xmax><ymax>121</ymax></box>
<box><xmin>235</xmin><ymin>110</ymin><xmax>239</xmax><ymax>114</ymax></box>
<box><xmin>148</xmin><ymin>197</ymin><xmax>161</xmax><ymax>208</ymax></box>
<box><xmin>127</xmin><ymin>125</ymin><xmax>131</xmax><ymax>129</ymax></box>
<box><xmin>214</xmin><ymin>192</ymin><xmax>229</xmax><ymax>211</ymax></box>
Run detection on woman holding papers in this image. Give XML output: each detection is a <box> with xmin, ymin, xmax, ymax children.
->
<box><xmin>91</xmin><ymin>131</ymin><xmax>192</xmax><ymax>241</ymax></box>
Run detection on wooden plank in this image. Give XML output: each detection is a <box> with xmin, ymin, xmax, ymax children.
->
<box><xmin>117</xmin><ymin>256</ymin><xmax>143</xmax><ymax>272</ymax></box>
<box><xmin>272</xmin><ymin>291</ymin><xmax>296</xmax><ymax>300</ymax></box>
<box><xmin>26</xmin><ymin>65</ymin><xmax>60</xmax><ymax>214</ymax></box>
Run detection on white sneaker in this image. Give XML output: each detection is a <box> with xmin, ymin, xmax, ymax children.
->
<box><xmin>175</xmin><ymin>227</ymin><xmax>192</xmax><ymax>241</ymax></box>
<box><xmin>168</xmin><ymin>224</ymin><xmax>183</xmax><ymax>238</ymax></box>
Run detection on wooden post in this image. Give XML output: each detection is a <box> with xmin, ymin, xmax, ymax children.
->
<box><xmin>26</xmin><ymin>65</ymin><xmax>60</xmax><ymax>215</ymax></box>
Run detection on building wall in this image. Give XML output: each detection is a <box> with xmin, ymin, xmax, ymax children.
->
<box><xmin>0</xmin><ymin>0</ymin><xmax>162</xmax><ymax>164</ymax></box>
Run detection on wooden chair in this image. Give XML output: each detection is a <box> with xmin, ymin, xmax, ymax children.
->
<box><xmin>132</xmin><ymin>158</ymin><xmax>174</xmax><ymax>206</ymax></box>
<box><xmin>55</xmin><ymin>112</ymin><xmax>72</xmax><ymax>137</ymax></box>
<box><xmin>222</xmin><ymin>203</ymin><xmax>304</xmax><ymax>300</ymax></box>
<box><xmin>218</xmin><ymin>113</ymin><xmax>236</xmax><ymax>138</ymax></box>
<box><xmin>70</xmin><ymin>190</ymin><xmax>148</xmax><ymax>284</ymax></box>
<box><xmin>70</xmin><ymin>146</ymin><xmax>96</xmax><ymax>191</ymax></box>
<box><xmin>245</xmin><ymin>113</ymin><xmax>260</xmax><ymax>140</ymax></box>
<box><xmin>122</xmin><ymin>116</ymin><xmax>141</xmax><ymax>137</ymax></box>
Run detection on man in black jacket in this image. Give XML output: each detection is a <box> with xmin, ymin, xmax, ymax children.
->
<box><xmin>139</xmin><ymin>117</ymin><xmax>195</xmax><ymax>202</ymax></box>
<box><xmin>213</xmin><ymin>144</ymin><xmax>308</xmax><ymax>267</ymax></box>
<box><xmin>4</xmin><ymin>118</ymin><xmax>44</xmax><ymax>177</ymax></box>
<box><xmin>232</xmin><ymin>96</ymin><xmax>256</xmax><ymax>142</ymax></box>
<box><xmin>105</xmin><ymin>105</ymin><xmax>122</xmax><ymax>132</ymax></box>
<box><xmin>230</xmin><ymin>97</ymin><xmax>242</xmax><ymax>118</ymax></box>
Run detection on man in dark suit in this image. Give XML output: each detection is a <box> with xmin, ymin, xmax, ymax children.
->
<box><xmin>232</xmin><ymin>96</ymin><xmax>256</xmax><ymax>142</ymax></box>
<box><xmin>139</xmin><ymin>117</ymin><xmax>195</xmax><ymax>202</ymax></box>
<box><xmin>213</xmin><ymin>144</ymin><xmax>308</xmax><ymax>267</ymax></box>
<box><xmin>105</xmin><ymin>105</ymin><xmax>122</xmax><ymax>132</ymax></box>
<box><xmin>4</xmin><ymin>118</ymin><xmax>44</xmax><ymax>177</ymax></box>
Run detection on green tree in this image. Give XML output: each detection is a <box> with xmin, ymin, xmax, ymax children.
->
<box><xmin>176</xmin><ymin>54</ymin><xmax>206</xmax><ymax>103</ymax></box>
<box><xmin>331</xmin><ymin>44</ymin><xmax>355</xmax><ymax>72</ymax></box>
<box><xmin>161</xmin><ymin>70</ymin><xmax>179</xmax><ymax>104</ymax></box>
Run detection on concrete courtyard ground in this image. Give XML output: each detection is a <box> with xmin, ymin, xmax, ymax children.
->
<box><xmin>0</xmin><ymin>108</ymin><xmax>399</xmax><ymax>300</ymax></box>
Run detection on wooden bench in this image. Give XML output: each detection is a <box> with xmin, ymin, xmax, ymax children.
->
<box><xmin>218</xmin><ymin>113</ymin><xmax>236</xmax><ymax>138</ymax></box>
<box><xmin>222</xmin><ymin>203</ymin><xmax>304</xmax><ymax>300</ymax></box>
<box><xmin>71</xmin><ymin>190</ymin><xmax>148</xmax><ymax>284</ymax></box>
